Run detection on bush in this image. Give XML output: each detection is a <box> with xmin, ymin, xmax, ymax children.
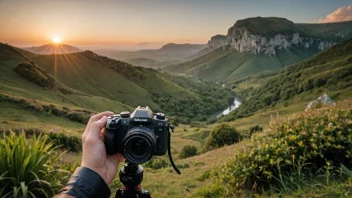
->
<box><xmin>249</xmin><ymin>125</ymin><xmax>263</xmax><ymax>137</ymax></box>
<box><xmin>217</xmin><ymin>100</ymin><xmax>352</xmax><ymax>194</ymax></box>
<box><xmin>0</xmin><ymin>132</ymin><xmax>70</xmax><ymax>197</ymax></box>
<box><xmin>47</xmin><ymin>132</ymin><xmax>82</xmax><ymax>152</ymax></box>
<box><xmin>204</xmin><ymin>124</ymin><xmax>242</xmax><ymax>151</ymax></box>
<box><xmin>144</xmin><ymin>157</ymin><xmax>169</xmax><ymax>169</ymax></box>
<box><xmin>179</xmin><ymin>145</ymin><xmax>198</xmax><ymax>159</ymax></box>
<box><xmin>313</xmin><ymin>78</ymin><xmax>327</xmax><ymax>87</ymax></box>
<box><xmin>194</xmin><ymin>184</ymin><xmax>227</xmax><ymax>198</ymax></box>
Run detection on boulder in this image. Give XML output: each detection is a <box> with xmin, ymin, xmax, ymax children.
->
<box><xmin>305</xmin><ymin>94</ymin><xmax>335</xmax><ymax>110</ymax></box>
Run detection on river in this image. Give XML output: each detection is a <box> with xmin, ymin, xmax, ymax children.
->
<box><xmin>217</xmin><ymin>97</ymin><xmax>242</xmax><ymax>118</ymax></box>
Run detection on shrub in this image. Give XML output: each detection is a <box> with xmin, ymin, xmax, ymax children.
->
<box><xmin>0</xmin><ymin>132</ymin><xmax>70</xmax><ymax>197</ymax></box>
<box><xmin>179</xmin><ymin>145</ymin><xmax>198</xmax><ymax>159</ymax></box>
<box><xmin>249</xmin><ymin>125</ymin><xmax>263</xmax><ymax>137</ymax></box>
<box><xmin>47</xmin><ymin>132</ymin><xmax>82</xmax><ymax>152</ymax></box>
<box><xmin>204</xmin><ymin>124</ymin><xmax>241</xmax><ymax>151</ymax></box>
<box><xmin>217</xmin><ymin>100</ymin><xmax>352</xmax><ymax>194</ymax></box>
<box><xmin>194</xmin><ymin>184</ymin><xmax>227</xmax><ymax>198</ymax></box>
<box><xmin>144</xmin><ymin>157</ymin><xmax>169</xmax><ymax>169</ymax></box>
<box><xmin>313</xmin><ymin>78</ymin><xmax>327</xmax><ymax>87</ymax></box>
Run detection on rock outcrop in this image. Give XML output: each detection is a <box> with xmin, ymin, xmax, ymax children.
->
<box><xmin>306</xmin><ymin>94</ymin><xmax>335</xmax><ymax>110</ymax></box>
<box><xmin>207</xmin><ymin>17</ymin><xmax>341</xmax><ymax>55</ymax></box>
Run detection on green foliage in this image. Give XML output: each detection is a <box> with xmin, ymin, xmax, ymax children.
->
<box><xmin>217</xmin><ymin>100</ymin><xmax>352</xmax><ymax>194</ymax></box>
<box><xmin>144</xmin><ymin>157</ymin><xmax>169</xmax><ymax>170</ymax></box>
<box><xmin>194</xmin><ymin>184</ymin><xmax>227</xmax><ymax>198</ymax></box>
<box><xmin>14</xmin><ymin>62</ymin><xmax>55</xmax><ymax>89</ymax></box>
<box><xmin>47</xmin><ymin>132</ymin><xmax>81</xmax><ymax>152</ymax></box>
<box><xmin>149</xmin><ymin>75</ymin><xmax>233</xmax><ymax>120</ymax></box>
<box><xmin>249</xmin><ymin>125</ymin><xmax>263</xmax><ymax>137</ymax></box>
<box><xmin>0</xmin><ymin>132</ymin><xmax>70</xmax><ymax>197</ymax></box>
<box><xmin>196</xmin><ymin>170</ymin><xmax>212</xmax><ymax>182</ymax></box>
<box><xmin>0</xmin><ymin>128</ymin><xmax>81</xmax><ymax>152</ymax></box>
<box><xmin>204</xmin><ymin>124</ymin><xmax>242</xmax><ymax>151</ymax></box>
<box><xmin>179</xmin><ymin>145</ymin><xmax>198</xmax><ymax>159</ymax></box>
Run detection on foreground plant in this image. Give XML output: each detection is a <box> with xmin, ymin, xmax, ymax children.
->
<box><xmin>217</xmin><ymin>100</ymin><xmax>352</xmax><ymax>195</ymax></box>
<box><xmin>0</xmin><ymin>132</ymin><xmax>69</xmax><ymax>198</ymax></box>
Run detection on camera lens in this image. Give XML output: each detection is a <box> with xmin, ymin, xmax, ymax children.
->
<box><xmin>122</xmin><ymin>126</ymin><xmax>156</xmax><ymax>164</ymax></box>
<box><xmin>131</xmin><ymin>138</ymin><xmax>147</xmax><ymax>155</ymax></box>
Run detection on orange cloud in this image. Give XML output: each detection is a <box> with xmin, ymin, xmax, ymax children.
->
<box><xmin>318</xmin><ymin>5</ymin><xmax>352</xmax><ymax>23</ymax></box>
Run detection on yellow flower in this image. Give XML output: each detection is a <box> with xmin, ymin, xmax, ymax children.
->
<box><xmin>289</xmin><ymin>135</ymin><xmax>295</xmax><ymax>141</ymax></box>
<box><xmin>298</xmin><ymin>141</ymin><xmax>303</xmax><ymax>147</ymax></box>
<box><xmin>270</xmin><ymin>159</ymin><xmax>274</xmax><ymax>165</ymax></box>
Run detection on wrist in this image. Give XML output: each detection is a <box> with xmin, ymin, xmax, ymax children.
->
<box><xmin>81</xmin><ymin>162</ymin><xmax>109</xmax><ymax>185</ymax></box>
<box><xmin>59</xmin><ymin>167</ymin><xmax>111</xmax><ymax>198</ymax></box>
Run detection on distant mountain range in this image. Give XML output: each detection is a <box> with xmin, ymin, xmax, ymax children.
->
<box><xmin>24</xmin><ymin>43</ymin><xmax>82</xmax><ymax>54</ymax></box>
<box><xmin>95</xmin><ymin>43</ymin><xmax>206</xmax><ymax>67</ymax></box>
<box><xmin>164</xmin><ymin>17</ymin><xmax>352</xmax><ymax>81</ymax></box>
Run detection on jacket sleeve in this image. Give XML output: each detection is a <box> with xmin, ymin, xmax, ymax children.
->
<box><xmin>54</xmin><ymin>167</ymin><xmax>111</xmax><ymax>198</ymax></box>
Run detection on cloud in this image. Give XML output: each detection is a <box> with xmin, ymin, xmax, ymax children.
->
<box><xmin>318</xmin><ymin>5</ymin><xmax>352</xmax><ymax>23</ymax></box>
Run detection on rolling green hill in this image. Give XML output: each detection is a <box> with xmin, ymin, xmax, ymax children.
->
<box><xmin>164</xmin><ymin>18</ymin><xmax>352</xmax><ymax>81</ymax></box>
<box><xmin>165</xmin><ymin>45</ymin><xmax>320</xmax><ymax>81</ymax></box>
<box><xmin>223</xmin><ymin>38</ymin><xmax>352</xmax><ymax>121</ymax></box>
<box><xmin>0</xmin><ymin>43</ymin><xmax>233</xmax><ymax>131</ymax></box>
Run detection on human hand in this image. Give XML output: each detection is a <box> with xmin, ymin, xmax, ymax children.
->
<box><xmin>81</xmin><ymin>111</ymin><xmax>125</xmax><ymax>185</ymax></box>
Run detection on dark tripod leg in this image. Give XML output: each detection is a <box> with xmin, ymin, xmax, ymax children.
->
<box><xmin>115</xmin><ymin>163</ymin><xmax>151</xmax><ymax>198</ymax></box>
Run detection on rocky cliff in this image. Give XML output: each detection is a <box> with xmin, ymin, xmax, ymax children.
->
<box><xmin>206</xmin><ymin>17</ymin><xmax>350</xmax><ymax>55</ymax></box>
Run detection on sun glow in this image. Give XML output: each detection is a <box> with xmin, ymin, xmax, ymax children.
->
<box><xmin>52</xmin><ymin>36</ymin><xmax>61</xmax><ymax>44</ymax></box>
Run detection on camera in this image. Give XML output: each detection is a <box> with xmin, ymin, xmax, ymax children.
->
<box><xmin>104</xmin><ymin>106</ymin><xmax>170</xmax><ymax>164</ymax></box>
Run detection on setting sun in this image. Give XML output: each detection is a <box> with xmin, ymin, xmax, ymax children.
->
<box><xmin>52</xmin><ymin>36</ymin><xmax>61</xmax><ymax>44</ymax></box>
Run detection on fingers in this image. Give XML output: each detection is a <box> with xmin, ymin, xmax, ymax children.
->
<box><xmin>109</xmin><ymin>153</ymin><xmax>125</xmax><ymax>166</ymax></box>
<box><xmin>86</xmin><ymin>116</ymin><xmax>108</xmax><ymax>143</ymax></box>
<box><xmin>83</xmin><ymin>111</ymin><xmax>113</xmax><ymax>142</ymax></box>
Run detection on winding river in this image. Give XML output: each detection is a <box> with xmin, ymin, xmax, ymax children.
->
<box><xmin>217</xmin><ymin>97</ymin><xmax>242</xmax><ymax>118</ymax></box>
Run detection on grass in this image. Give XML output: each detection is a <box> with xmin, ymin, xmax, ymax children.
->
<box><xmin>0</xmin><ymin>132</ymin><xmax>70</xmax><ymax>198</ymax></box>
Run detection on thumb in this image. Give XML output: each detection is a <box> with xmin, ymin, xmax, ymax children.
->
<box><xmin>87</xmin><ymin>116</ymin><xmax>108</xmax><ymax>141</ymax></box>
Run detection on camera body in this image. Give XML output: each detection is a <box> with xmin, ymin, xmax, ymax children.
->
<box><xmin>104</xmin><ymin>106</ymin><xmax>169</xmax><ymax>164</ymax></box>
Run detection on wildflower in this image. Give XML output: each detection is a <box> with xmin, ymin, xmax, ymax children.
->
<box><xmin>298</xmin><ymin>141</ymin><xmax>303</xmax><ymax>147</ymax></box>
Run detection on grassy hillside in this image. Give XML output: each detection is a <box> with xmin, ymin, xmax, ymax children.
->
<box><xmin>224</xmin><ymin>39</ymin><xmax>352</xmax><ymax>121</ymax></box>
<box><xmin>297</xmin><ymin>20</ymin><xmax>352</xmax><ymax>41</ymax></box>
<box><xmin>165</xmin><ymin>45</ymin><xmax>320</xmax><ymax>81</ymax></box>
<box><xmin>0</xmin><ymin>43</ymin><xmax>233</xmax><ymax>131</ymax></box>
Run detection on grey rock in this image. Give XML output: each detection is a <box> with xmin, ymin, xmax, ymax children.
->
<box><xmin>305</xmin><ymin>94</ymin><xmax>335</xmax><ymax>110</ymax></box>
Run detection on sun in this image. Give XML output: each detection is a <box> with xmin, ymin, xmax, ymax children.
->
<box><xmin>52</xmin><ymin>36</ymin><xmax>61</xmax><ymax>44</ymax></box>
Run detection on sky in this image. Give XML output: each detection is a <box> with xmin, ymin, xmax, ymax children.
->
<box><xmin>0</xmin><ymin>0</ymin><xmax>351</xmax><ymax>50</ymax></box>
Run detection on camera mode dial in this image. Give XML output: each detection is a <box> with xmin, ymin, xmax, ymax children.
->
<box><xmin>120</xmin><ymin>111</ymin><xmax>130</xmax><ymax>118</ymax></box>
<box><xmin>156</xmin><ymin>113</ymin><xmax>165</xmax><ymax>120</ymax></box>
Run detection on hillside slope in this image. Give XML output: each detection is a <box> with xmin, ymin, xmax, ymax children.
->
<box><xmin>223</xmin><ymin>39</ymin><xmax>352</xmax><ymax>121</ymax></box>
<box><xmin>0</xmin><ymin>43</ymin><xmax>233</xmax><ymax>130</ymax></box>
<box><xmin>164</xmin><ymin>18</ymin><xmax>352</xmax><ymax>81</ymax></box>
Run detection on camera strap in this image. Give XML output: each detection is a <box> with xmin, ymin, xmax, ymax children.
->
<box><xmin>167</xmin><ymin>126</ymin><xmax>181</xmax><ymax>174</ymax></box>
